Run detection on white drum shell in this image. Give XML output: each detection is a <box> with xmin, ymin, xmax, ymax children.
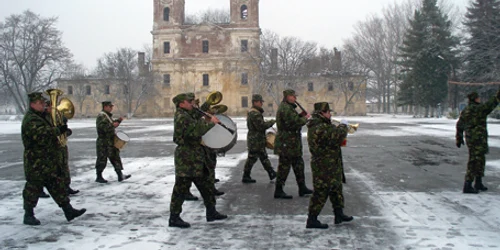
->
<box><xmin>202</xmin><ymin>114</ymin><xmax>237</xmax><ymax>153</ymax></box>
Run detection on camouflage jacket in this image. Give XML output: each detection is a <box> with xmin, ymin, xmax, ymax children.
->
<box><xmin>306</xmin><ymin>113</ymin><xmax>348</xmax><ymax>174</ymax></box>
<box><xmin>96</xmin><ymin>110</ymin><xmax>118</xmax><ymax>147</ymax></box>
<box><xmin>22</xmin><ymin>108</ymin><xmax>64</xmax><ymax>180</ymax></box>
<box><xmin>456</xmin><ymin>95</ymin><xmax>499</xmax><ymax>154</ymax></box>
<box><xmin>274</xmin><ymin>101</ymin><xmax>308</xmax><ymax>157</ymax></box>
<box><xmin>173</xmin><ymin>107</ymin><xmax>215</xmax><ymax>177</ymax></box>
<box><xmin>247</xmin><ymin>106</ymin><xmax>275</xmax><ymax>151</ymax></box>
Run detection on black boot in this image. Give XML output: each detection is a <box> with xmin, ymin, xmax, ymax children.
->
<box><xmin>169</xmin><ymin>213</ymin><xmax>191</xmax><ymax>228</ymax></box>
<box><xmin>242</xmin><ymin>171</ymin><xmax>256</xmax><ymax>183</ymax></box>
<box><xmin>298</xmin><ymin>183</ymin><xmax>313</xmax><ymax>197</ymax></box>
<box><xmin>116</xmin><ymin>170</ymin><xmax>131</xmax><ymax>182</ymax></box>
<box><xmin>39</xmin><ymin>190</ymin><xmax>50</xmax><ymax>198</ymax></box>
<box><xmin>463</xmin><ymin>181</ymin><xmax>479</xmax><ymax>194</ymax></box>
<box><xmin>267</xmin><ymin>169</ymin><xmax>277</xmax><ymax>181</ymax></box>
<box><xmin>214</xmin><ymin>178</ymin><xmax>220</xmax><ymax>183</ymax></box>
<box><xmin>306</xmin><ymin>215</ymin><xmax>328</xmax><ymax>229</ymax></box>
<box><xmin>184</xmin><ymin>192</ymin><xmax>199</xmax><ymax>201</ymax></box>
<box><xmin>474</xmin><ymin>177</ymin><xmax>488</xmax><ymax>191</ymax></box>
<box><xmin>67</xmin><ymin>185</ymin><xmax>80</xmax><ymax>195</ymax></box>
<box><xmin>334</xmin><ymin>208</ymin><xmax>353</xmax><ymax>225</ymax></box>
<box><xmin>23</xmin><ymin>208</ymin><xmax>41</xmax><ymax>226</ymax></box>
<box><xmin>274</xmin><ymin>184</ymin><xmax>292</xmax><ymax>199</ymax></box>
<box><xmin>214</xmin><ymin>188</ymin><xmax>225</xmax><ymax>196</ymax></box>
<box><xmin>95</xmin><ymin>172</ymin><xmax>108</xmax><ymax>183</ymax></box>
<box><xmin>206</xmin><ymin>207</ymin><xmax>228</xmax><ymax>222</ymax></box>
<box><xmin>62</xmin><ymin>203</ymin><xmax>86</xmax><ymax>222</ymax></box>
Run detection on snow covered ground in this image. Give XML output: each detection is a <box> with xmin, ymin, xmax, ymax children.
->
<box><xmin>0</xmin><ymin>114</ymin><xmax>500</xmax><ymax>250</ymax></box>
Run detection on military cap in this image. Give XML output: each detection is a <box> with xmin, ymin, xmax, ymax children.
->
<box><xmin>186</xmin><ymin>92</ymin><xmax>195</xmax><ymax>100</ymax></box>
<box><xmin>283</xmin><ymin>89</ymin><xmax>297</xmax><ymax>97</ymax></box>
<box><xmin>467</xmin><ymin>91</ymin><xmax>479</xmax><ymax>102</ymax></box>
<box><xmin>252</xmin><ymin>94</ymin><xmax>264</xmax><ymax>102</ymax></box>
<box><xmin>102</xmin><ymin>101</ymin><xmax>114</xmax><ymax>107</ymax></box>
<box><xmin>27</xmin><ymin>92</ymin><xmax>46</xmax><ymax>103</ymax></box>
<box><xmin>313</xmin><ymin>102</ymin><xmax>333</xmax><ymax>112</ymax></box>
<box><xmin>172</xmin><ymin>93</ymin><xmax>193</xmax><ymax>105</ymax></box>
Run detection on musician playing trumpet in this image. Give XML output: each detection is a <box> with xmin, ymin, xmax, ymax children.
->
<box><xmin>306</xmin><ymin>102</ymin><xmax>353</xmax><ymax>229</ymax></box>
<box><xmin>273</xmin><ymin>89</ymin><xmax>313</xmax><ymax>199</ymax></box>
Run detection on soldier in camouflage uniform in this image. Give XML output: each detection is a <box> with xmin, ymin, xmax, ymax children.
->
<box><xmin>94</xmin><ymin>101</ymin><xmax>131</xmax><ymax>183</ymax></box>
<box><xmin>45</xmin><ymin>100</ymin><xmax>79</xmax><ymax>195</ymax></box>
<box><xmin>273</xmin><ymin>89</ymin><xmax>313</xmax><ymax>199</ymax></box>
<box><xmin>456</xmin><ymin>90</ymin><xmax>500</xmax><ymax>193</ymax></box>
<box><xmin>242</xmin><ymin>94</ymin><xmax>277</xmax><ymax>183</ymax></box>
<box><xmin>305</xmin><ymin>102</ymin><xmax>353</xmax><ymax>229</ymax></box>
<box><xmin>169</xmin><ymin>93</ymin><xmax>228</xmax><ymax>228</ymax></box>
<box><xmin>21</xmin><ymin>92</ymin><xmax>86</xmax><ymax>225</ymax></box>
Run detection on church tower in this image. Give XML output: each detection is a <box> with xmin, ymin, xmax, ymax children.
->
<box><xmin>230</xmin><ymin>0</ymin><xmax>259</xmax><ymax>28</ymax></box>
<box><xmin>153</xmin><ymin>0</ymin><xmax>185</xmax><ymax>28</ymax></box>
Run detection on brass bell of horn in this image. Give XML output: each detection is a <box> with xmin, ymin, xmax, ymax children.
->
<box><xmin>209</xmin><ymin>104</ymin><xmax>228</xmax><ymax>114</ymax></box>
<box><xmin>206</xmin><ymin>91</ymin><xmax>223</xmax><ymax>106</ymax></box>
<box><xmin>57</xmin><ymin>97</ymin><xmax>75</xmax><ymax>119</ymax></box>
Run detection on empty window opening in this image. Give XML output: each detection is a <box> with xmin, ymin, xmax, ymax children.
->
<box><xmin>202</xmin><ymin>40</ymin><xmax>209</xmax><ymax>53</ymax></box>
<box><xmin>203</xmin><ymin>74</ymin><xmax>209</xmax><ymax>86</ymax></box>
<box><xmin>85</xmin><ymin>85</ymin><xmax>91</xmax><ymax>95</ymax></box>
<box><xmin>164</xmin><ymin>42</ymin><xmax>170</xmax><ymax>54</ymax></box>
<box><xmin>241</xmin><ymin>96</ymin><xmax>248</xmax><ymax>108</ymax></box>
<box><xmin>241</xmin><ymin>5</ymin><xmax>248</xmax><ymax>19</ymax></box>
<box><xmin>67</xmin><ymin>86</ymin><xmax>73</xmax><ymax>95</ymax></box>
<box><xmin>241</xmin><ymin>72</ymin><xmax>248</xmax><ymax>85</ymax></box>
<box><xmin>163</xmin><ymin>7</ymin><xmax>170</xmax><ymax>21</ymax></box>
<box><xmin>241</xmin><ymin>40</ymin><xmax>248</xmax><ymax>52</ymax></box>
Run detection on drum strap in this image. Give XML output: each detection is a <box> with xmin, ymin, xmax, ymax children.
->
<box><xmin>100</xmin><ymin>111</ymin><xmax>114</xmax><ymax>125</ymax></box>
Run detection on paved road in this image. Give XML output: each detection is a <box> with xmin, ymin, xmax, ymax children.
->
<box><xmin>1</xmin><ymin>118</ymin><xmax>499</xmax><ymax>249</ymax></box>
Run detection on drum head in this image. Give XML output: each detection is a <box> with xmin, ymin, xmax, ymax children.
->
<box><xmin>202</xmin><ymin>114</ymin><xmax>237</xmax><ymax>152</ymax></box>
<box><xmin>116</xmin><ymin>131</ymin><xmax>130</xmax><ymax>142</ymax></box>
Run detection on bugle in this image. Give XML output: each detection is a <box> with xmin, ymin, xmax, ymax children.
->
<box><xmin>331</xmin><ymin>118</ymin><xmax>359</xmax><ymax>134</ymax></box>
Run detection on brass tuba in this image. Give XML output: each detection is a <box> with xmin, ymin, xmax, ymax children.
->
<box><xmin>46</xmin><ymin>89</ymin><xmax>74</xmax><ymax>146</ymax></box>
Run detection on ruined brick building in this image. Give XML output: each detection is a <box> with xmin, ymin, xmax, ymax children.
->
<box><xmin>57</xmin><ymin>0</ymin><xmax>366</xmax><ymax>117</ymax></box>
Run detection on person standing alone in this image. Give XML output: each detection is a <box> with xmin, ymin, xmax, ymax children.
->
<box><xmin>456</xmin><ymin>90</ymin><xmax>500</xmax><ymax>193</ymax></box>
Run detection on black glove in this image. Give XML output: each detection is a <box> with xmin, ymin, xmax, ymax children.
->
<box><xmin>66</xmin><ymin>128</ymin><xmax>73</xmax><ymax>137</ymax></box>
<box><xmin>456</xmin><ymin>138</ymin><xmax>464</xmax><ymax>148</ymax></box>
<box><xmin>58</xmin><ymin>125</ymin><xmax>68</xmax><ymax>134</ymax></box>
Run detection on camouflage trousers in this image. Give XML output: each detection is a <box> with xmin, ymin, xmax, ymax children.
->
<box><xmin>465</xmin><ymin>147</ymin><xmax>486</xmax><ymax>182</ymax></box>
<box><xmin>62</xmin><ymin>146</ymin><xmax>71</xmax><ymax>186</ymax></box>
<box><xmin>95</xmin><ymin>145</ymin><xmax>123</xmax><ymax>173</ymax></box>
<box><xmin>243</xmin><ymin>148</ymin><xmax>273</xmax><ymax>173</ymax></box>
<box><xmin>276</xmin><ymin>155</ymin><xmax>305</xmax><ymax>187</ymax></box>
<box><xmin>170</xmin><ymin>174</ymin><xmax>216</xmax><ymax>214</ymax></box>
<box><xmin>307</xmin><ymin>171</ymin><xmax>344</xmax><ymax>217</ymax></box>
<box><xmin>23</xmin><ymin>169</ymin><xmax>70</xmax><ymax>210</ymax></box>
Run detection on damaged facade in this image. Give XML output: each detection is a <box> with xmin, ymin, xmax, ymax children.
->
<box><xmin>57</xmin><ymin>0</ymin><xmax>366</xmax><ymax>117</ymax></box>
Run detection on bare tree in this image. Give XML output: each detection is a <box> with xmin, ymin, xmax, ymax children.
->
<box><xmin>0</xmin><ymin>10</ymin><xmax>72</xmax><ymax>114</ymax></box>
<box><xmin>260</xmin><ymin>30</ymin><xmax>318</xmax><ymax>105</ymax></box>
<box><xmin>95</xmin><ymin>48</ymin><xmax>156</xmax><ymax>118</ymax></box>
<box><xmin>185</xmin><ymin>8</ymin><xmax>230</xmax><ymax>24</ymax></box>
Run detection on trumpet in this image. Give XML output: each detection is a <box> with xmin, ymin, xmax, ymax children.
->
<box><xmin>331</xmin><ymin>118</ymin><xmax>359</xmax><ymax>134</ymax></box>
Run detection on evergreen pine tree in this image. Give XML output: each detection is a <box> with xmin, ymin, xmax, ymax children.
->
<box><xmin>463</xmin><ymin>0</ymin><xmax>500</xmax><ymax>82</ymax></box>
<box><xmin>398</xmin><ymin>0</ymin><xmax>459</xmax><ymax>114</ymax></box>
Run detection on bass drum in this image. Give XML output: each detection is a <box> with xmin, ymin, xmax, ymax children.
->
<box><xmin>265</xmin><ymin>131</ymin><xmax>276</xmax><ymax>150</ymax></box>
<box><xmin>202</xmin><ymin>114</ymin><xmax>237</xmax><ymax>154</ymax></box>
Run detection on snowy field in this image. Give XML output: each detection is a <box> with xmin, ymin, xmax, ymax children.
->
<box><xmin>0</xmin><ymin>114</ymin><xmax>500</xmax><ymax>250</ymax></box>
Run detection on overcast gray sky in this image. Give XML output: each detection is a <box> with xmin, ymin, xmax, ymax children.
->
<box><xmin>0</xmin><ymin>0</ymin><xmax>471</xmax><ymax>69</ymax></box>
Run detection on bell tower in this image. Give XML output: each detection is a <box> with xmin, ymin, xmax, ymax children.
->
<box><xmin>230</xmin><ymin>0</ymin><xmax>259</xmax><ymax>27</ymax></box>
<box><xmin>154</xmin><ymin>0</ymin><xmax>185</xmax><ymax>27</ymax></box>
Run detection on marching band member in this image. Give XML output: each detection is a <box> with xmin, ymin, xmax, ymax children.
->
<box><xmin>306</xmin><ymin>102</ymin><xmax>353</xmax><ymax>229</ymax></box>
<box><xmin>21</xmin><ymin>92</ymin><xmax>86</xmax><ymax>225</ymax></box>
<box><xmin>169</xmin><ymin>93</ymin><xmax>227</xmax><ymax>228</ymax></box>
<box><xmin>242</xmin><ymin>94</ymin><xmax>276</xmax><ymax>183</ymax></box>
<box><xmin>273</xmin><ymin>89</ymin><xmax>312</xmax><ymax>199</ymax></box>
<box><xmin>94</xmin><ymin>101</ymin><xmax>131</xmax><ymax>183</ymax></box>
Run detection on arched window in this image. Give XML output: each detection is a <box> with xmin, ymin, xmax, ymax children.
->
<box><xmin>163</xmin><ymin>7</ymin><xmax>170</xmax><ymax>21</ymax></box>
<box><xmin>240</xmin><ymin>5</ymin><xmax>248</xmax><ymax>20</ymax></box>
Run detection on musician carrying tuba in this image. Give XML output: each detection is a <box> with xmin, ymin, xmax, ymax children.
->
<box><xmin>45</xmin><ymin>89</ymin><xmax>74</xmax><ymax>146</ymax></box>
